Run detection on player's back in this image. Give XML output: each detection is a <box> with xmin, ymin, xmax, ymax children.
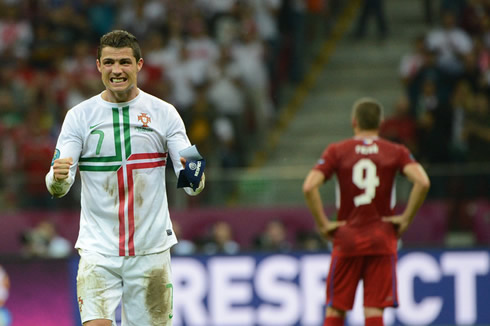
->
<box><xmin>315</xmin><ymin>136</ymin><xmax>415</xmax><ymax>256</ymax></box>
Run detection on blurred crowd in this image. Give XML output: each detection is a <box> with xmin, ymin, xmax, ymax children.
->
<box><xmin>19</xmin><ymin>220</ymin><xmax>72</xmax><ymax>258</ymax></box>
<box><xmin>380</xmin><ymin>0</ymin><xmax>490</xmax><ymax>199</ymax></box>
<box><xmin>2</xmin><ymin>0</ymin><xmax>490</xmax><ymax>255</ymax></box>
<box><xmin>172</xmin><ymin>219</ymin><xmax>325</xmax><ymax>255</ymax></box>
<box><xmin>389</xmin><ymin>0</ymin><xmax>490</xmax><ymax>166</ymax></box>
<box><xmin>16</xmin><ymin>218</ymin><xmax>324</xmax><ymax>258</ymax></box>
<box><xmin>0</xmin><ymin>0</ymin><xmax>332</xmax><ymax>210</ymax></box>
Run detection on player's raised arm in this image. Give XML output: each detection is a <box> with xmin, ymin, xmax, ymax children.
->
<box><xmin>383</xmin><ymin>162</ymin><xmax>430</xmax><ymax>236</ymax></box>
<box><xmin>45</xmin><ymin>107</ymin><xmax>82</xmax><ymax>198</ymax></box>
<box><xmin>53</xmin><ymin>157</ymin><xmax>73</xmax><ymax>181</ymax></box>
<box><xmin>46</xmin><ymin>156</ymin><xmax>76</xmax><ymax>198</ymax></box>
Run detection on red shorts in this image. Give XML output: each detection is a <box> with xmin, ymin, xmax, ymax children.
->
<box><xmin>325</xmin><ymin>254</ymin><xmax>398</xmax><ymax>310</ymax></box>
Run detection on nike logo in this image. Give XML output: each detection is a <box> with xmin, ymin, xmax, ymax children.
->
<box><xmin>89</xmin><ymin>122</ymin><xmax>103</xmax><ymax>129</ymax></box>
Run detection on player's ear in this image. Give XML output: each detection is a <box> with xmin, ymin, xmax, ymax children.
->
<box><xmin>137</xmin><ymin>58</ymin><xmax>144</xmax><ymax>72</ymax></box>
<box><xmin>96</xmin><ymin>59</ymin><xmax>102</xmax><ymax>73</ymax></box>
<box><xmin>351</xmin><ymin>117</ymin><xmax>357</xmax><ymax>129</ymax></box>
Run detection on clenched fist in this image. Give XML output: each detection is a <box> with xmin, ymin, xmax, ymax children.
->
<box><xmin>53</xmin><ymin>157</ymin><xmax>73</xmax><ymax>181</ymax></box>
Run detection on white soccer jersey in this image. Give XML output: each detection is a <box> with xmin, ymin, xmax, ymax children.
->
<box><xmin>46</xmin><ymin>90</ymin><xmax>197</xmax><ymax>256</ymax></box>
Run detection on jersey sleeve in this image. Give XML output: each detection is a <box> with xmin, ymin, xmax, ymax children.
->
<box><xmin>313</xmin><ymin>144</ymin><xmax>338</xmax><ymax>180</ymax></box>
<box><xmin>45</xmin><ymin>108</ymin><xmax>83</xmax><ymax>197</ymax></box>
<box><xmin>165</xmin><ymin>104</ymin><xmax>192</xmax><ymax>175</ymax></box>
<box><xmin>164</xmin><ymin>104</ymin><xmax>205</xmax><ymax>196</ymax></box>
<box><xmin>397</xmin><ymin>144</ymin><xmax>417</xmax><ymax>172</ymax></box>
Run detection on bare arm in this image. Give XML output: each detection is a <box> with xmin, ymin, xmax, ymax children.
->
<box><xmin>383</xmin><ymin>162</ymin><xmax>430</xmax><ymax>236</ymax></box>
<box><xmin>302</xmin><ymin>169</ymin><xmax>345</xmax><ymax>239</ymax></box>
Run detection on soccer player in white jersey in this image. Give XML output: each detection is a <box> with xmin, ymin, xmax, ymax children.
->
<box><xmin>45</xmin><ymin>30</ymin><xmax>205</xmax><ymax>326</ymax></box>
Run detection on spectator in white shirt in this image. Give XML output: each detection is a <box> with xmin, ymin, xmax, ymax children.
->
<box><xmin>426</xmin><ymin>11</ymin><xmax>473</xmax><ymax>75</ymax></box>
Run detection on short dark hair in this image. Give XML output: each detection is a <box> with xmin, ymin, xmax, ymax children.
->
<box><xmin>97</xmin><ymin>30</ymin><xmax>142</xmax><ymax>61</ymax></box>
<box><xmin>352</xmin><ymin>97</ymin><xmax>384</xmax><ymax>130</ymax></box>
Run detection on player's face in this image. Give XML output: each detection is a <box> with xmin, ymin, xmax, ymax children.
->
<box><xmin>97</xmin><ymin>46</ymin><xmax>143</xmax><ymax>102</ymax></box>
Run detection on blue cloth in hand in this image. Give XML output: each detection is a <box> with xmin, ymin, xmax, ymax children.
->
<box><xmin>177</xmin><ymin>159</ymin><xmax>206</xmax><ymax>190</ymax></box>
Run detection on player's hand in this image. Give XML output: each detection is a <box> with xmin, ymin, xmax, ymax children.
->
<box><xmin>179</xmin><ymin>156</ymin><xmax>205</xmax><ymax>191</ymax></box>
<box><xmin>382</xmin><ymin>215</ymin><xmax>410</xmax><ymax>237</ymax></box>
<box><xmin>318</xmin><ymin>220</ymin><xmax>346</xmax><ymax>240</ymax></box>
<box><xmin>53</xmin><ymin>157</ymin><xmax>73</xmax><ymax>181</ymax></box>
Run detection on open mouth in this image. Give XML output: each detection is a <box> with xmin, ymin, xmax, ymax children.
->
<box><xmin>110</xmin><ymin>77</ymin><xmax>127</xmax><ymax>84</ymax></box>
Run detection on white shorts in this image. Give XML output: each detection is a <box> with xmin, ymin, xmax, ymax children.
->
<box><xmin>77</xmin><ymin>249</ymin><xmax>173</xmax><ymax>326</ymax></box>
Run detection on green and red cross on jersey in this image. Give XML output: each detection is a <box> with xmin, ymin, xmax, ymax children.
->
<box><xmin>46</xmin><ymin>90</ymin><xmax>198</xmax><ymax>256</ymax></box>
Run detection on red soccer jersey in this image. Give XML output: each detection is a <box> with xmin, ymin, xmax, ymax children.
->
<box><xmin>314</xmin><ymin>136</ymin><xmax>416</xmax><ymax>256</ymax></box>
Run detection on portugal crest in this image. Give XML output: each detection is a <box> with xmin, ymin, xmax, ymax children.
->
<box><xmin>138</xmin><ymin>113</ymin><xmax>151</xmax><ymax>128</ymax></box>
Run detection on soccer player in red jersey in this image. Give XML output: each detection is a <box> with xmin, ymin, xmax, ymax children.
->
<box><xmin>303</xmin><ymin>97</ymin><xmax>430</xmax><ymax>326</ymax></box>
